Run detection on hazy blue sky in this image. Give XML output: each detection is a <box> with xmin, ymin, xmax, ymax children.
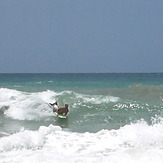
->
<box><xmin>0</xmin><ymin>0</ymin><xmax>163</xmax><ymax>73</ymax></box>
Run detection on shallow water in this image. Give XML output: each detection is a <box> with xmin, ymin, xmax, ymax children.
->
<box><xmin>0</xmin><ymin>73</ymin><xmax>163</xmax><ymax>162</ymax></box>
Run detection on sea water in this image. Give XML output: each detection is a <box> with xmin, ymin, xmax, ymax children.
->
<box><xmin>0</xmin><ymin>73</ymin><xmax>163</xmax><ymax>163</ymax></box>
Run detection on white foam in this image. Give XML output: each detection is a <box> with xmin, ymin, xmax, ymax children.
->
<box><xmin>48</xmin><ymin>81</ymin><xmax>54</xmax><ymax>83</ymax></box>
<box><xmin>0</xmin><ymin>125</ymin><xmax>61</xmax><ymax>152</ymax></box>
<box><xmin>0</xmin><ymin>88</ymin><xmax>56</xmax><ymax>120</ymax></box>
<box><xmin>76</xmin><ymin>93</ymin><xmax>119</xmax><ymax>104</ymax></box>
<box><xmin>1</xmin><ymin>121</ymin><xmax>163</xmax><ymax>163</ymax></box>
<box><xmin>0</xmin><ymin>88</ymin><xmax>119</xmax><ymax>120</ymax></box>
<box><xmin>0</xmin><ymin>88</ymin><xmax>21</xmax><ymax>103</ymax></box>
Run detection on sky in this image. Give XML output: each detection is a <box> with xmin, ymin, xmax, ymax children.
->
<box><xmin>0</xmin><ymin>0</ymin><xmax>163</xmax><ymax>73</ymax></box>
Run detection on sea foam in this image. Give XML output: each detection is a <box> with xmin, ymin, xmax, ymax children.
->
<box><xmin>1</xmin><ymin>121</ymin><xmax>163</xmax><ymax>163</ymax></box>
<box><xmin>0</xmin><ymin>88</ymin><xmax>119</xmax><ymax>121</ymax></box>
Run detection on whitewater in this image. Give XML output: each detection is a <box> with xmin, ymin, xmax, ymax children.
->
<box><xmin>0</xmin><ymin>73</ymin><xmax>163</xmax><ymax>163</ymax></box>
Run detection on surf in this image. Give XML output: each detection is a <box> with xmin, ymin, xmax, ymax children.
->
<box><xmin>0</xmin><ymin>88</ymin><xmax>119</xmax><ymax>121</ymax></box>
<box><xmin>0</xmin><ymin>88</ymin><xmax>162</xmax><ymax>133</ymax></box>
<box><xmin>1</xmin><ymin>120</ymin><xmax>163</xmax><ymax>162</ymax></box>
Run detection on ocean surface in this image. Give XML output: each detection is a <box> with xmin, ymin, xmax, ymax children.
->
<box><xmin>0</xmin><ymin>73</ymin><xmax>163</xmax><ymax>163</ymax></box>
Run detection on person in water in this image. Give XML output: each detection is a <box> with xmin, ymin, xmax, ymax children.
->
<box><xmin>50</xmin><ymin>102</ymin><xmax>69</xmax><ymax>116</ymax></box>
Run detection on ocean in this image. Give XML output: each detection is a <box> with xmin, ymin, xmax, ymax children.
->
<box><xmin>0</xmin><ymin>73</ymin><xmax>163</xmax><ymax>163</ymax></box>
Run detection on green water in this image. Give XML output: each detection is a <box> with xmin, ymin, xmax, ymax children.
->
<box><xmin>0</xmin><ymin>73</ymin><xmax>162</xmax><ymax>133</ymax></box>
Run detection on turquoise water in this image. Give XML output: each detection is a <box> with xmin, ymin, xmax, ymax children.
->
<box><xmin>0</xmin><ymin>73</ymin><xmax>163</xmax><ymax>162</ymax></box>
<box><xmin>0</xmin><ymin>73</ymin><xmax>163</xmax><ymax>132</ymax></box>
<box><xmin>0</xmin><ymin>73</ymin><xmax>162</xmax><ymax>91</ymax></box>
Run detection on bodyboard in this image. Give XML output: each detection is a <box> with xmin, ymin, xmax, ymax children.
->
<box><xmin>54</xmin><ymin>112</ymin><xmax>67</xmax><ymax>119</ymax></box>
